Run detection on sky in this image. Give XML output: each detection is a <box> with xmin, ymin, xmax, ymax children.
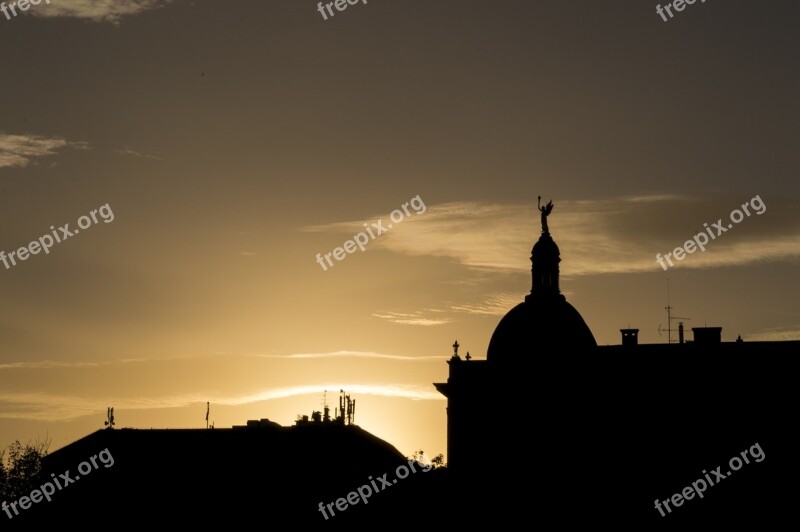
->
<box><xmin>1</xmin><ymin>0</ymin><xmax>798</xmax><ymax>459</ymax></box>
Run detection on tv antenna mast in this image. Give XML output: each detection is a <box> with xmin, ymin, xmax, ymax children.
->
<box><xmin>658</xmin><ymin>278</ymin><xmax>691</xmax><ymax>343</ymax></box>
<box><xmin>337</xmin><ymin>389</ymin><xmax>356</xmax><ymax>425</ymax></box>
<box><xmin>104</xmin><ymin>407</ymin><xmax>115</xmax><ymax>429</ymax></box>
<box><xmin>322</xmin><ymin>390</ymin><xmax>331</xmax><ymax>422</ymax></box>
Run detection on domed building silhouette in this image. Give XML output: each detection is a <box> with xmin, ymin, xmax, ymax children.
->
<box><xmin>434</xmin><ymin>198</ymin><xmax>598</xmax><ymax>474</ymax></box>
<box><xmin>433</xmin><ymin>197</ymin><xmax>799</xmax><ymax>524</ymax></box>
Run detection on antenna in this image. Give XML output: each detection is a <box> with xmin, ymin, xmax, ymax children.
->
<box><xmin>104</xmin><ymin>407</ymin><xmax>115</xmax><ymax>429</ymax></box>
<box><xmin>335</xmin><ymin>390</ymin><xmax>356</xmax><ymax>425</ymax></box>
<box><xmin>665</xmin><ymin>278</ymin><xmax>672</xmax><ymax>344</ymax></box>
<box><xmin>206</xmin><ymin>402</ymin><xmax>210</xmax><ymax>430</ymax></box>
<box><xmin>658</xmin><ymin>278</ymin><xmax>691</xmax><ymax>343</ymax></box>
<box><xmin>322</xmin><ymin>390</ymin><xmax>330</xmax><ymax>422</ymax></box>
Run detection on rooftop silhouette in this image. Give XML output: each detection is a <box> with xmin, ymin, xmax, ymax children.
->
<box><xmin>435</xmin><ymin>197</ymin><xmax>798</xmax><ymax>525</ymax></box>
<box><xmin>13</xmin><ymin>199</ymin><xmax>798</xmax><ymax>526</ymax></box>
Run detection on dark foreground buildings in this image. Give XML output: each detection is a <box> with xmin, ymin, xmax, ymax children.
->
<box><xmin>435</xmin><ymin>200</ymin><xmax>798</xmax><ymax>525</ymax></box>
<box><xmin>15</xmin><ymin>414</ymin><xmax>445</xmax><ymax>527</ymax></box>
<box><xmin>11</xmin><ymin>201</ymin><xmax>797</xmax><ymax>527</ymax></box>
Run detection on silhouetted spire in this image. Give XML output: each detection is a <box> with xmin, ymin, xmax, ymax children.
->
<box><xmin>528</xmin><ymin>197</ymin><xmax>561</xmax><ymax>300</ymax></box>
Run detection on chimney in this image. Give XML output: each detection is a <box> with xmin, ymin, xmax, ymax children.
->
<box><xmin>620</xmin><ymin>328</ymin><xmax>639</xmax><ymax>346</ymax></box>
<box><xmin>679</xmin><ymin>322</ymin><xmax>685</xmax><ymax>344</ymax></box>
<box><xmin>692</xmin><ymin>327</ymin><xmax>722</xmax><ymax>345</ymax></box>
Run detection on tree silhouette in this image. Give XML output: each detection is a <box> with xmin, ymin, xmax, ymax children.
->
<box><xmin>408</xmin><ymin>449</ymin><xmax>446</xmax><ymax>469</ymax></box>
<box><xmin>0</xmin><ymin>439</ymin><xmax>50</xmax><ymax>501</ymax></box>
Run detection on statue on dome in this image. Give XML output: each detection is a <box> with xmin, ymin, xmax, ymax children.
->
<box><xmin>538</xmin><ymin>196</ymin><xmax>554</xmax><ymax>234</ymax></box>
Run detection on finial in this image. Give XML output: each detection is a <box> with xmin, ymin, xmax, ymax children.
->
<box><xmin>452</xmin><ymin>339</ymin><xmax>460</xmax><ymax>358</ymax></box>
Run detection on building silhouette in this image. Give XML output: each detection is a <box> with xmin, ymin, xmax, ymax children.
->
<box><xmin>14</xmin><ymin>200</ymin><xmax>798</xmax><ymax>526</ymax></box>
<box><xmin>22</xmin><ymin>396</ymin><xmax>443</xmax><ymax>526</ymax></box>
<box><xmin>435</xmin><ymin>199</ymin><xmax>798</xmax><ymax>524</ymax></box>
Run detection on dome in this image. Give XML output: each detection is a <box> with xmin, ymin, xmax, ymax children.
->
<box><xmin>486</xmin><ymin>197</ymin><xmax>597</xmax><ymax>362</ymax></box>
<box><xmin>486</xmin><ymin>296</ymin><xmax>597</xmax><ymax>362</ymax></box>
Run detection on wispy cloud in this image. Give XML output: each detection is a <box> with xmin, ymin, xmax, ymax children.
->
<box><xmin>0</xmin><ymin>133</ymin><xmax>89</xmax><ymax>169</ymax></box>
<box><xmin>0</xmin><ymin>352</ymin><xmax>445</xmax><ymax>421</ymax></box>
<box><xmin>225</xmin><ymin>384</ymin><xmax>444</xmax><ymax>405</ymax></box>
<box><xmin>0</xmin><ymin>361</ymin><xmax>101</xmax><ymax>371</ymax></box>
<box><xmin>448</xmin><ymin>292</ymin><xmax>523</xmax><ymax>316</ymax></box>
<box><xmin>0</xmin><ymin>352</ymin><xmax>440</xmax><ymax>371</ymax></box>
<box><xmin>305</xmin><ymin>196</ymin><xmax>800</xmax><ymax>276</ymax></box>
<box><xmin>257</xmin><ymin>351</ymin><xmax>444</xmax><ymax>361</ymax></box>
<box><xmin>0</xmin><ymin>384</ymin><xmax>443</xmax><ymax>421</ymax></box>
<box><xmin>0</xmin><ymin>357</ymin><xmax>173</xmax><ymax>371</ymax></box>
<box><xmin>621</xmin><ymin>194</ymin><xmax>691</xmax><ymax>203</ymax></box>
<box><xmin>114</xmin><ymin>148</ymin><xmax>162</xmax><ymax>160</ymax></box>
<box><xmin>745</xmin><ymin>326</ymin><xmax>800</xmax><ymax>341</ymax></box>
<box><xmin>369</xmin><ymin>292</ymin><xmax>523</xmax><ymax>326</ymax></box>
<box><xmin>370</xmin><ymin>312</ymin><xmax>450</xmax><ymax>326</ymax></box>
<box><xmin>31</xmin><ymin>0</ymin><xmax>172</xmax><ymax>23</ymax></box>
<box><xmin>0</xmin><ymin>393</ymin><xmax>101</xmax><ymax>421</ymax></box>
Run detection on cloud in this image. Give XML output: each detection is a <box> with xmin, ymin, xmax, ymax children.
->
<box><xmin>0</xmin><ymin>352</ymin><xmax>445</xmax><ymax>421</ymax></box>
<box><xmin>304</xmin><ymin>195</ymin><xmax>800</xmax><ymax>276</ymax></box>
<box><xmin>622</xmin><ymin>194</ymin><xmax>691</xmax><ymax>203</ymax></box>
<box><xmin>369</xmin><ymin>292</ymin><xmax>523</xmax><ymax>326</ymax></box>
<box><xmin>0</xmin><ymin>384</ymin><xmax>443</xmax><ymax>421</ymax></box>
<box><xmin>0</xmin><ymin>133</ymin><xmax>90</xmax><ymax>169</ymax></box>
<box><xmin>0</xmin><ymin>358</ymin><xmax>147</xmax><ymax>371</ymax></box>
<box><xmin>370</xmin><ymin>312</ymin><xmax>450</xmax><ymax>326</ymax></box>
<box><xmin>30</xmin><ymin>0</ymin><xmax>171</xmax><ymax>23</ymax></box>
<box><xmin>0</xmin><ymin>361</ymin><xmax>100</xmax><ymax>371</ymax></box>
<box><xmin>114</xmin><ymin>148</ymin><xmax>162</xmax><ymax>160</ymax></box>
<box><xmin>744</xmin><ymin>326</ymin><xmax>800</xmax><ymax>342</ymax></box>
<box><xmin>257</xmin><ymin>351</ymin><xmax>444</xmax><ymax>361</ymax></box>
<box><xmin>223</xmin><ymin>384</ymin><xmax>444</xmax><ymax>405</ymax></box>
<box><xmin>448</xmin><ymin>292</ymin><xmax>523</xmax><ymax>316</ymax></box>
<box><xmin>0</xmin><ymin>392</ymin><xmax>101</xmax><ymax>421</ymax></box>
<box><xmin>0</xmin><ymin>351</ymin><xmax>441</xmax><ymax>371</ymax></box>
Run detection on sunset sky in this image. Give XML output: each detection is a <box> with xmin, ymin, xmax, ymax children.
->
<box><xmin>1</xmin><ymin>1</ymin><xmax>798</xmax><ymax>459</ymax></box>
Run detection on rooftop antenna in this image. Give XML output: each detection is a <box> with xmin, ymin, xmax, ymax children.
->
<box><xmin>104</xmin><ymin>407</ymin><xmax>115</xmax><ymax>429</ymax></box>
<box><xmin>322</xmin><ymin>390</ymin><xmax>331</xmax><ymax>422</ymax></box>
<box><xmin>337</xmin><ymin>389</ymin><xmax>356</xmax><ymax>425</ymax></box>
<box><xmin>658</xmin><ymin>278</ymin><xmax>691</xmax><ymax>343</ymax></box>
<box><xmin>206</xmin><ymin>402</ymin><xmax>210</xmax><ymax>430</ymax></box>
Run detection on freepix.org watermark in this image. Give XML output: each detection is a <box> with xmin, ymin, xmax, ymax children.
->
<box><xmin>656</xmin><ymin>0</ymin><xmax>708</xmax><ymax>23</ymax></box>
<box><xmin>654</xmin><ymin>442</ymin><xmax>765</xmax><ymax>517</ymax></box>
<box><xmin>317</xmin><ymin>458</ymin><xmax>432</xmax><ymax>520</ymax></box>
<box><xmin>1</xmin><ymin>203</ymin><xmax>115</xmax><ymax>271</ymax></box>
<box><xmin>1</xmin><ymin>0</ymin><xmax>50</xmax><ymax>22</ymax></box>
<box><xmin>656</xmin><ymin>195</ymin><xmax>765</xmax><ymax>271</ymax></box>
<box><xmin>316</xmin><ymin>0</ymin><xmax>367</xmax><ymax>22</ymax></box>
<box><xmin>2</xmin><ymin>448</ymin><xmax>115</xmax><ymax>520</ymax></box>
<box><xmin>315</xmin><ymin>195</ymin><xmax>426</xmax><ymax>272</ymax></box>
